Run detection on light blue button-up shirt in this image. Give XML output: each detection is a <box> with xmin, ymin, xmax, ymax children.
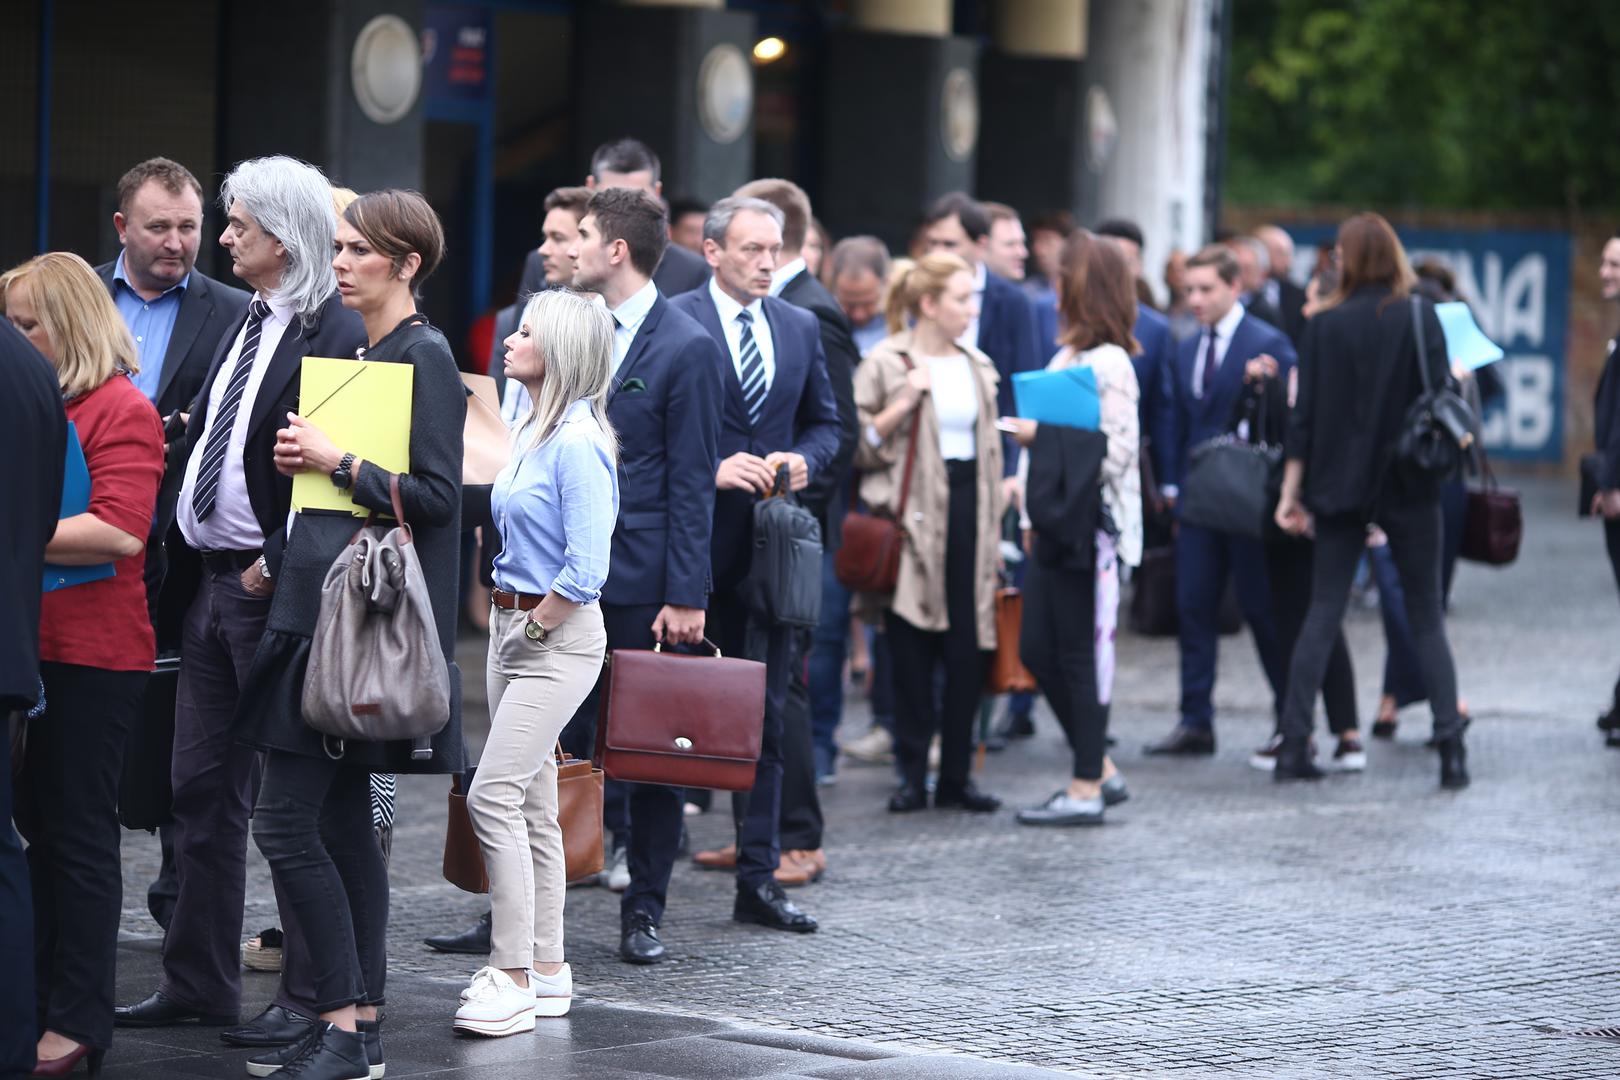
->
<box><xmin>490</xmin><ymin>399</ymin><xmax>620</xmax><ymax>603</ymax></box>
<box><xmin>112</xmin><ymin>252</ymin><xmax>189</xmax><ymax>403</ymax></box>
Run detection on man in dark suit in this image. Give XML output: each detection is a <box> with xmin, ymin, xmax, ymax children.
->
<box><xmin>721</xmin><ymin>178</ymin><xmax>859</xmax><ymax>881</ymax></box>
<box><xmin>1092</xmin><ymin>219</ymin><xmax>1178</xmax><ymax>491</ymax></box>
<box><xmin>0</xmin><ymin>320</ymin><xmax>66</xmax><ymax>1078</ymax></box>
<box><xmin>1230</xmin><ymin>235</ymin><xmax>1285</xmax><ymax>332</ymax></box>
<box><xmin>552</xmin><ymin>187</ymin><xmax>724</xmax><ymax>965</ymax></box>
<box><xmin>671</xmin><ymin>195</ymin><xmax>841</xmax><ymax>938</ymax></box>
<box><xmin>95</xmin><ymin>158</ymin><xmax>251</xmax><ymax>622</ymax></box>
<box><xmin>1255</xmin><ymin>224</ymin><xmax>1309</xmax><ymax>344</ymax></box>
<box><xmin>1592</xmin><ymin>231</ymin><xmax>1620</xmax><ymax>743</ymax></box>
<box><xmin>585</xmin><ymin>137</ymin><xmax>709</xmax><ymax>297</ymax></box>
<box><xmin>117</xmin><ymin>158</ymin><xmax>367</xmax><ymax>1046</ymax></box>
<box><xmin>1147</xmin><ymin>244</ymin><xmax>1296</xmax><ymax>756</ymax></box>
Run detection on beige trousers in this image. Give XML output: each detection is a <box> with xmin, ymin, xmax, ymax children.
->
<box><xmin>469</xmin><ymin>602</ymin><xmax>605</xmax><ymax>968</ymax></box>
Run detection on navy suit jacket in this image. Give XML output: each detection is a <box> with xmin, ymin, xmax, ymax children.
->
<box><xmin>1160</xmin><ymin>309</ymin><xmax>1297</xmax><ymax>488</ymax></box>
<box><xmin>602</xmin><ymin>291</ymin><xmax>723</xmax><ymax>610</ymax></box>
<box><xmin>1133</xmin><ymin>303</ymin><xmax>1175</xmax><ymax>480</ymax></box>
<box><xmin>977</xmin><ymin>269</ymin><xmax>1044</xmax><ymax>475</ymax></box>
<box><xmin>669</xmin><ymin>288</ymin><xmax>841</xmax><ymax>585</ymax></box>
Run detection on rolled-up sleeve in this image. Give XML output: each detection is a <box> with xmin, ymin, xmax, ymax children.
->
<box><xmin>548</xmin><ymin>431</ymin><xmax>619</xmax><ymax>604</ymax></box>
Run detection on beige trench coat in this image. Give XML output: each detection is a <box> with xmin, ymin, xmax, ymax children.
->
<box><xmin>851</xmin><ymin>330</ymin><xmax>1005</xmax><ymax>650</ymax></box>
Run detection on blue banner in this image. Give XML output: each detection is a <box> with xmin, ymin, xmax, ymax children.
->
<box><xmin>1287</xmin><ymin>225</ymin><xmax>1572</xmax><ymax>462</ymax></box>
<box><xmin>423</xmin><ymin>5</ymin><xmax>492</xmax><ymax>107</ymax></box>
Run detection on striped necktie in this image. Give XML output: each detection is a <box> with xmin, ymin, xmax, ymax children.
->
<box><xmin>736</xmin><ymin>308</ymin><xmax>767</xmax><ymax>426</ymax></box>
<box><xmin>193</xmin><ymin>299</ymin><xmax>272</xmax><ymax>521</ymax></box>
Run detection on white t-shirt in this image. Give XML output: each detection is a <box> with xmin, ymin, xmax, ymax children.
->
<box><xmin>922</xmin><ymin>353</ymin><xmax>978</xmax><ymax>460</ymax></box>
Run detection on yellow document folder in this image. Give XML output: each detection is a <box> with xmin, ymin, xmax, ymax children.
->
<box><xmin>291</xmin><ymin>356</ymin><xmax>413</xmax><ymax>516</ymax></box>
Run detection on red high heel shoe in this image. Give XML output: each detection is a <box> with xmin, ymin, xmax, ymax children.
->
<box><xmin>31</xmin><ymin>1042</ymin><xmax>105</xmax><ymax>1078</ymax></box>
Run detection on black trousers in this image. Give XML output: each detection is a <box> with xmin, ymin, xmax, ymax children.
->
<box><xmin>777</xmin><ymin>631</ymin><xmax>825</xmax><ymax>852</ymax></box>
<box><xmin>888</xmin><ymin>460</ymin><xmax>987</xmax><ymax>793</ymax></box>
<box><xmin>1281</xmin><ymin>500</ymin><xmax>1461</xmax><ymax>744</ymax></box>
<box><xmin>1607</xmin><ymin>518</ymin><xmax>1620</xmax><ymax>711</ymax></box>
<box><xmin>0</xmin><ymin>710</ymin><xmax>33</xmax><ymax>1076</ymax></box>
<box><xmin>1266</xmin><ymin>538</ymin><xmax>1357</xmax><ymax>736</ymax></box>
<box><xmin>16</xmin><ymin>663</ymin><xmax>145</xmax><ymax>1051</ymax></box>
<box><xmin>252</xmin><ymin>754</ymin><xmax>388</xmax><ymax>1013</ymax></box>
<box><xmin>1021</xmin><ymin>557</ymin><xmax>1107</xmax><ymax>780</ymax></box>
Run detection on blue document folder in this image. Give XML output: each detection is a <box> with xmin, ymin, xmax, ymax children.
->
<box><xmin>1435</xmin><ymin>301</ymin><xmax>1504</xmax><ymax>371</ymax></box>
<box><xmin>1012</xmin><ymin>366</ymin><xmax>1101</xmax><ymax>430</ymax></box>
<box><xmin>43</xmin><ymin>421</ymin><xmax>115</xmax><ymax>592</ymax></box>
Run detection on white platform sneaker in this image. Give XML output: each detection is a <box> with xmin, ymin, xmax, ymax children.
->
<box><xmin>453</xmin><ymin>966</ymin><xmax>535</xmax><ymax>1037</ymax></box>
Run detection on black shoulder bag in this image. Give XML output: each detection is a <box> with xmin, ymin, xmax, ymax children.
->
<box><xmin>1396</xmin><ymin>296</ymin><xmax>1477</xmax><ymax>477</ymax></box>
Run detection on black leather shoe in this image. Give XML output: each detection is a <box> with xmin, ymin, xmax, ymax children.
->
<box><xmin>991</xmin><ymin>709</ymin><xmax>1035</xmax><ymax>741</ymax></box>
<box><xmin>1273</xmin><ymin>740</ymin><xmax>1325</xmax><ymax>781</ymax></box>
<box><xmin>273</xmin><ymin>1022</ymin><xmax>369</xmax><ymax>1080</ymax></box>
<box><xmin>115</xmin><ymin>990</ymin><xmax>236</xmax><ymax>1028</ymax></box>
<box><xmin>1607</xmin><ymin>729</ymin><xmax>1620</xmax><ymax>750</ymax></box>
<box><xmin>1437</xmin><ymin>734</ymin><xmax>1470</xmax><ymax>789</ymax></box>
<box><xmin>424</xmin><ymin>911</ymin><xmax>491</xmax><ymax>954</ymax></box>
<box><xmin>887</xmin><ymin>784</ymin><xmax>928</xmax><ymax>813</ymax></box>
<box><xmin>734</xmin><ymin>880</ymin><xmax>818</xmax><ymax>933</ymax></box>
<box><xmin>934</xmin><ymin>782</ymin><xmax>1001</xmax><ymax>812</ymax></box>
<box><xmin>620</xmin><ymin>911</ymin><xmax>666</xmax><ymax>965</ymax></box>
<box><xmin>1600</xmin><ymin>708</ymin><xmax>1620</xmax><ymax>732</ymax></box>
<box><xmin>222</xmin><ymin>1003</ymin><xmax>316</xmax><ymax>1047</ymax></box>
<box><xmin>1144</xmin><ymin>725</ymin><xmax>1216</xmax><ymax>756</ymax></box>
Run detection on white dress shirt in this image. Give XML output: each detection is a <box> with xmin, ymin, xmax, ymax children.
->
<box><xmin>769</xmin><ymin>256</ymin><xmax>807</xmax><ymax>298</ymax></box>
<box><xmin>709</xmin><ymin>277</ymin><xmax>776</xmax><ymax>391</ymax></box>
<box><xmin>956</xmin><ymin>260</ymin><xmax>987</xmax><ymax>352</ymax></box>
<box><xmin>921</xmin><ymin>353</ymin><xmax>978</xmax><ymax>461</ymax></box>
<box><xmin>1192</xmin><ymin>300</ymin><xmax>1247</xmax><ymax>399</ymax></box>
<box><xmin>177</xmin><ymin>294</ymin><xmax>296</xmax><ymax>551</ymax></box>
<box><xmin>610</xmin><ymin>279</ymin><xmax>659</xmax><ymax>377</ymax></box>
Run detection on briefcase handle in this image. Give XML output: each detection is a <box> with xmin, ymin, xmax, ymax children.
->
<box><xmin>651</xmin><ymin>638</ymin><xmax>723</xmax><ymax>658</ymax></box>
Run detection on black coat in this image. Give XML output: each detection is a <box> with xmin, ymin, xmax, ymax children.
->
<box><xmin>777</xmin><ymin>267</ymin><xmax>859</xmax><ymax>548</ymax></box>
<box><xmin>155</xmin><ymin>294</ymin><xmax>368</xmax><ymax>644</ymax></box>
<box><xmin>1286</xmin><ymin>286</ymin><xmax>1450</xmax><ymax>519</ymax></box>
<box><xmin>0</xmin><ymin>321</ymin><xmax>67</xmax><ymax>711</ymax></box>
<box><xmin>1025</xmin><ymin>423</ymin><xmax>1108</xmax><ymax>572</ymax></box>
<box><xmin>1595</xmin><ymin>334</ymin><xmax>1620</xmax><ymax>489</ymax></box>
<box><xmin>652</xmin><ymin>242</ymin><xmax>710</xmax><ymax>298</ymax></box>
<box><xmin>237</xmin><ymin>319</ymin><xmax>466</xmax><ymax>774</ymax></box>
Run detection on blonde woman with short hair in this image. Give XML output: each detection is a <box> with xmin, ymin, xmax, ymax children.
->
<box><xmin>454</xmin><ymin>287</ymin><xmax>618</xmax><ymax>1036</ymax></box>
<box><xmin>1</xmin><ymin>251</ymin><xmax>164</xmax><ymax>1076</ymax></box>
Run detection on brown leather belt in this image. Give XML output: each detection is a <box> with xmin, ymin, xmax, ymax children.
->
<box><xmin>491</xmin><ymin>587</ymin><xmax>545</xmax><ymax>612</ymax></box>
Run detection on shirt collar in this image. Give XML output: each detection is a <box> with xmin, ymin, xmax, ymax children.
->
<box><xmin>708</xmin><ymin>276</ymin><xmax>763</xmax><ymax>327</ymax></box>
<box><xmin>769</xmin><ymin>257</ymin><xmax>807</xmax><ymax>297</ymax></box>
<box><xmin>1211</xmin><ymin>300</ymin><xmax>1246</xmax><ymax>341</ymax></box>
<box><xmin>610</xmin><ymin>279</ymin><xmax>658</xmax><ymax>332</ymax></box>
<box><xmin>113</xmin><ymin>251</ymin><xmax>190</xmax><ymax>299</ymax></box>
<box><xmin>256</xmin><ymin>292</ymin><xmax>297</xmax><ymax>326</ymax></box>
<box><xmin>972</xmin><ymin>260</ymin><xmax>988</xmax><ymax>293</ymax></box>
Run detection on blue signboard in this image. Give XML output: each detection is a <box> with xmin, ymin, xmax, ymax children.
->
<box><xmin>1287</xmin><ymin>225</ymin><xmax>1572</xmax><ymax>462</ymax></box>
<box><xmin>423</xmin><ymin>5</ymin><xmax>492</xmax><ymax>108</ymax></box>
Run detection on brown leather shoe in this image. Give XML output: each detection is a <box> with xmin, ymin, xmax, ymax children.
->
<box><xmin>773</xmin><ymin>859</ymin><xmax>812</xmax><ymax>886</ymax></box>
<box><xmin>782</xmin><ymin>849</ymin><xmax>826</xmax><ymax>883</ymax></box>
<box><xmin>692</xmin><ymin>844</ymin><xmax>737</xmax><ymax>870</ymax></box>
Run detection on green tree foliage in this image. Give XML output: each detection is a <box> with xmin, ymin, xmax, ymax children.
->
<box><xmin>1226</xmin><ymin>0</ymin><xmax>1620</xmax><ymax>212</ymax></box>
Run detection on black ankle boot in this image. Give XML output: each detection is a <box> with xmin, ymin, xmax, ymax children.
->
<box><xmin>278</xmin><ymin>1023</ymin><xmax>369</xmax><ymax>1080</ymax></box>
<box><xmin>1273</xmin><ymin>738</ymin><xmax>1324</xmax><ymax>781</ymax></box>
<box><xmin>1437</xmin><ymin>734</ymin><xmax>1469</xmax><ymax>790</ymax></box>
<box><xmin>356</xmin><ymin>1016</ymin><xmax>383</xmax><ymax>1079</ymax></box>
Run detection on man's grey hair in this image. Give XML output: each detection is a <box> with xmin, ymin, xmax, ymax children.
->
<box><xmin>1238</xmin><ymin>235</ymin><xmax>1271</xmax><ymax>274</ymax></box>
<box><xmin>828</xmin><ymin>235</ymin><xmax>891</xmax><ymax>284</ymax></box>
<box><xmin>219</xmin><ymin>156</ymin><xmax>338</xmax><ymax>324</ymax></box>
<box><xmin>703</xmin><ymin>196</ymin><xmax>784</xmax><ymax>247</ymax></box>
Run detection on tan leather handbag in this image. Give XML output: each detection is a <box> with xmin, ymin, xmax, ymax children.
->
<box><xmin>461</xmin><ymin>373</ymin><xmax>511</xmax><ymax>486</ymax></box>
<box><xmin>985</xmin><ymin>587</ymin><xmax>1038</xmax><ymax>694</ymax></box>
<box><xmin>443</xmin><ymin>745</ymin><xmax>605</xmax><ymax>892</ymax></box>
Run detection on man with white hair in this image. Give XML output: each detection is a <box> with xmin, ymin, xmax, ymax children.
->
<box><xmin>1253</xmin><ymin>224</ymin><xmax>1308</xmax><ymax>342</ymax></box>
<box><xmin>117</xmin><ymin>157</ymin><xmax>365</xmax><ymax>1042</ymax></box>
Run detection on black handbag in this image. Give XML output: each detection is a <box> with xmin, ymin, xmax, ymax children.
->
<box><xmin>118</xmin><ymin>656</ymin><xmax>181</xmax><ymax>832</ymax></box>
<box><xmin>1396</xmin><ymin>295</ymin><xmax>1478</xmax><ymax>477</ymax></box>
<box><xmin>1179</xmin><ymin>387</ymin><xmax>1282</xmax><ymax>540</ymax></box>
<box><xmin>742</xmin><ymin>466</ymin><xmax>824</xmax><ymax>629</ymax></box>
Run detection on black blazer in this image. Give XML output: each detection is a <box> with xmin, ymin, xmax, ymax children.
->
<box><xmin>653</xmin><ymin>243</ymin><xmax>710</xmax><ymax>298</ymax></box>
<box><xmin>1595</xmin><ymin>334</ymin><xmax>1620</xmax><ymax>489</ymax></box>
<box><xmin>1273</xmin><ymin>277</ymin><xmax>1309</xmax><ymax>344</ymax></box>
<box><xmin>778</xmin><ymin>267</ymin><xmax>859</xmax><ymax>547</ymax></box>
<box><xmin>155</xmin><ymin>294</ymin><xmax>367</xmax><ymax>642</ymax></box>
<box><xmin>977</xmin><ymin>269</ymin><xmax>1044</xmax><ymax>475</ymax></box>
<box><xmin>669</xmin><ymin>288</ymin><xmax>842</xmax><ymax>585</ymax></box>
<box><xmin>1026</xmin><ymin>423</ymin><xmax>1107</xmax><ymax>572</ymax></box>
<box><xmin>599</xmin><ymin>291</ymin><xmax>724</xmax><ymax>610</ymax></box>
<box><xmin>1286</xmin><ymin>287</ymin><xmax>1450</xmax><ymax>518</ymax></box>
<box><xmin>0</xmin><ymin>321</ymin><xmax>67</xmax><ymax>710</ymax></box>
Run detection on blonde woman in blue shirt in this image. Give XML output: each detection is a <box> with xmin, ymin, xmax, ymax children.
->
<box><xmin>455</xmin><ymin>288</ymin><xmax>618</xmax><ymax>1036</ymax></box>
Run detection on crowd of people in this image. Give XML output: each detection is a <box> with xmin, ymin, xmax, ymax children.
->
<box><xmin>4</xmin><ymin>134</ymin><xmax>1600</xmax><ymax>1079</ymax></box>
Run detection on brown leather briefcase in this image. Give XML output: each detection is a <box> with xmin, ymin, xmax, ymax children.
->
<box><xmin>595</xmin><ymin>641</ymin><xmax>766</xmax><ymax>792</ymax></box>
<box><xmin>443</xmin><ymin>746</ymin><xmax>604</xmax><ymax>893</ymax></box>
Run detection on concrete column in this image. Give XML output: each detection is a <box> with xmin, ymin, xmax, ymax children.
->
<box><xmin>1086</xmin><ymin>0</ymin><xmax>1220</xmax><ymax>303</ymax></box>
<box><xmin>994</xmin><ymin>0</ymin><xmax>1086</xmax><ymax>59</ymax></box>
<box><xmin>850</xmin><ymin>0</ymin><xmax>951</xmax><ymax>36</ymax></box>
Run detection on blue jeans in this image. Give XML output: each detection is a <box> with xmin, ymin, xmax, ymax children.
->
<box><xmin>807</xmin><ymin>552</ymin><xmax>851</xmax><ymax>780</ymax></box>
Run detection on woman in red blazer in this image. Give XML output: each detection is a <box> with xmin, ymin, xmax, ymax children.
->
<box><xmin>0</xmin><ymin>252</ymin><xmax>163</xmax><ymax>1077</ymax></box>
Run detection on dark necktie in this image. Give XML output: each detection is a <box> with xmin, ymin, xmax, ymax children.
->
<box><xmin>193</xmin><ymin>299</ymin><xmax>272</xmax><ymax>521</ymax></box>
<box><xmin>736</xmin><ymin>308</ymin><xmax>767</xmax><ymax>426</ymax></box>
<box><xmin>1198</xmin><ymin>328</ymin><xmax>1219</xmax><ymax>398</ymax></box>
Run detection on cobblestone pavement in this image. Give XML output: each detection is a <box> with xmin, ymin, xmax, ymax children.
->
<box><xmin>115</xmin><ymin>476</ymin><xmax>1620</xmax><ymax>1078</ymax></box>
